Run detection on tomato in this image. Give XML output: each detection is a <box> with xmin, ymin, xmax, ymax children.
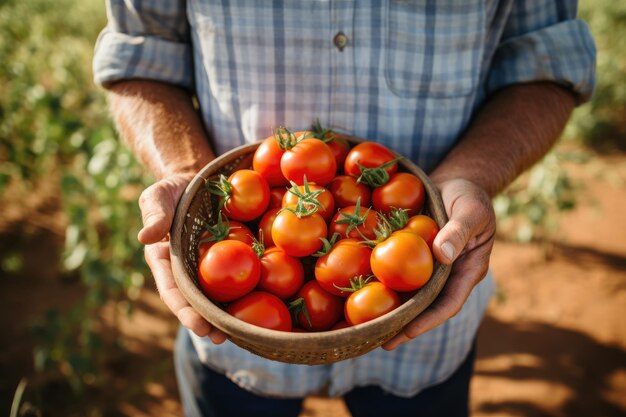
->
<box><xmin>315</xmin><ymin>239</ymin><xmax>372</xmax><ymax>297</ymax></box>
<box><xmin>327</xmin><ymin>175</ymin><xmax>371</xmax><ymax>209</ymax></box>
<box><xmin>198</xmin><ymin>220</ymin><xmax>255</xmax><ymax>257</ymax></box>
<box><xmin>282</xmin><ymin>183</ymin><xmax>335</xmax><ymax>222</ymax></box>
<box><xmin>344</xmin><ymin>281</ymin><xmax>401</xmax><ymax>325</ymax></box>
<box><xmin>226</xmin><ymin>291</ymin><xmax>292</xmax><ymax>332</ymax></box>
<box><xmin>252</xmin><ymin>136</ymin><xmax>289</xmax><ymax>187</ymax></box>
<box><xmin>370</xmin><ymin>231</ymin><xmax>433</xmax><ymax>292</ymax></box>
<box><xmin>280</xmin><ymin>138</ymin><xmax>337</xmax><ymax>185</ymax></box>
<box><xmin>325</xmin><ymin>134</ymin><xmax>350</xmax><ymax>170</ymax></box>
<box><xmin>403</xmin><ymin>214</ymin><xmax>439</xmax><ymax>249</ymax></box>
<box><xmin>372</xmin><ymin>172</ymin><xmax>425</xmax><ymax>216</ymax></box>
<box><xmin>257</xmin><ymin>207</ymin><xmax>281</xmax><ymax>248</ymax></box>
<box><xmin>343</xmin><ymin>142</ymin><xmax>398</xmax><ymax>179</ymax></box>
<box><xmin>292</xmin><ymin>281</ymin><xmax>344</xmax><ymax>331</ymax></box>
<box><xmin>257</xmin><ymin>247</ymin><xmax>305</xmax><ymax>299</ymax></box>
<box><xmin>329</xmin><ymin>205</ymin><xmax>379</xmax><ymax>241</ymax></box>
<box><xmin>198</xmin><ymin>240</ymin><xmax>261</xmax><ymax>302</ymax></box>
<box><xmin>220</xmin><ymin>169</ymin><xmax>270</xmax><ymax>222</ymax></box>
<box><xmin>271</xmin><ymin>209</ymin><xmax>328</xmax><ymax>257</ymax></box>
<box><xmin>268</xmin><ymin>187</ymin><xmax>287</xmax><ymax>209</ymax></box>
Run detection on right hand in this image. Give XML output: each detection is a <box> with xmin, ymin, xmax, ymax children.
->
<box><xmin>138</xmin><ymin>173</ymin><xmax>228</xmax><ymax>344</ymax></box>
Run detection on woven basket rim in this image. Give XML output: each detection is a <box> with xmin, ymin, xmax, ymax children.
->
<box><xmin>170</xmin><ymin>138</ymin><xmax>452</xmax><ymax>361</ymax></box>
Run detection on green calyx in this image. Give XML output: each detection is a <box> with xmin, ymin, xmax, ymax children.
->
<box><xmin>288</xmin><ymin>297</ymin><xmax>311</xmax><ymax>327</ymax></box>
<box><xmin>310</xmin><ymin>118</ymin><xmax>336</xmax><ymax>143</ymax></box>
<box><xmin>333</xmin><ymin>275</ymin><xmax>374</xmax><ymax>294</ymax></box>
<box><xmin>273</xmin><ymin>126</ymin><xmax>314</xmax><ymax>150</ymax></box>
<box><xmin>281</xmin><ymin>176</ymin><xmax>325</xmax><ymax>218</ymax></box>
<box><xmin>206</xmin><ymin>174</ymin><xmax>232</xmax><ymax>211</ymax></box>
<box><xmin>312</xmin><ymin>232</ymin><xmax>341</xmax><ymax>257</ymax></box>
<box><xmin>334</xmin><ymin>197</ymin><xmax>371</xmax><ymax>239</ymax></box>
<box><xmin>198</xmin><ymin>211</ymin><xmax>230</xmax><ymax>244</ymax></box>
<box><xmin>356</xmin><ymin>158</ymin><xmax>401</xmax><ymax>188</ymax></box>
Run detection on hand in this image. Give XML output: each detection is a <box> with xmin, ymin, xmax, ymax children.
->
<box><xmin>382</xmin><ymin>178</ymin><xmax>496</xmax><ymax>350</ymax></box>
<box><xmin>138</xmin><ymin>173</ymin><xmax>228</xmax><ymax>344</ymax></box>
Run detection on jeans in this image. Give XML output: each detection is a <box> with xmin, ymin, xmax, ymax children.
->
<box><xmin>174</xmin><ymin>327</ymin><xmax>475</xmax><ymax>417</ymax></box>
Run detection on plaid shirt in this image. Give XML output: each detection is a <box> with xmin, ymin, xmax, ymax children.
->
<box><xmin>94</xmin><ymin>0</ymin><xmax>595</xmax><ymax>398</ymax></box>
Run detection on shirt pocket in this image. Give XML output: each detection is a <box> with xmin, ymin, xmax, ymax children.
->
<box><xmin>384</xmin><ymin>0</ymin><xmax>486</xmax><ymax>98</ymax></box>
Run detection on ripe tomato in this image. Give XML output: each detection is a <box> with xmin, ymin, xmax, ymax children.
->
<box><xmin>280</xmin><ymin>138</ymin><xmax>337</xmax><ymax>186</ymax></box>
<box><xmin>257</xmin><ymin>247</ymin><xmax>304</xmax><ymax>299</ymax></box>
<box><xmin>292</xmin><ymin>281</ymin><xmax>344</xmax><ymax>331</ymax></box>
<box><xmin>343</xmin><ymin>142</ymin><xmax>398</xmax><ymax>179</ymax></box>
<box><xmin>271</xmin><ymin>209</ymin><xmax>328</xmax><ymax>257</ymax></box>
<box><xmin>282</xmin><ymin>183</ymin><xmax>335</xmax><ymax>222</ymax></box>
<box><xmin>325</xmin><ymin>134</ymin><xmax>350</xmax><ymax>170</ymax></box>
<box><xmin>315</xmin><ymin>239</ymin><xmax>372</xmax><ymax>297</ymax></box>
<box><xmin>221</xmin><ymin>169</ymin><xmax>270</xmax><ymax>222</ymax></box>
<box><xmin>370</xmin><ymin>231</ymin><xmax>433</xmax><ymax>292</ymax></box>
<box><xmin>198</xmin><ymin>220</ymin><xmax>255</xmax><ymax>257</ymax></box>
<box><xmin>198</xmin><ymin>240</ymin><xmax>261</xmax><ymax>302</ymax></box>
<box><xmin>327</xmin><ymin>175</ymin><xmax>371</xmax><ymax>209</ymax></box>
<box><xmin>372</xmin><ymin>172</ymin><xmax>425</xmax><ymax>216</ymax></box>
<box><xmin>402</xmin><ymin>214</ymin><xmax>439</xmax><ymax>249</ymax></box>
<box><xmin>226</xmin><ymin>291</ymin><xmax>292</xmax><ymax>332</ymax></box>
<box><xmin>252</xmin><ymin>136</ymin><xmax>289</xmax><ymax>187</ymax></box>
<box><xmin>257</xmin><ymin>207</ymin><xmax>281</xmax><ymax>248</ymax></box>
<box><xmin>329</xmin><ymin>205</ymin><xmax>379</xmax><ymax>241</ymax></box>
<box><xmin>268</xmin><ymin>187</ymin><xmax>287</xmax><ymax>209</ymax></box>
<box><xmin>344</xmin><ymin>281</ymin><xmax>401</xmax><ymax>325</ymax></box>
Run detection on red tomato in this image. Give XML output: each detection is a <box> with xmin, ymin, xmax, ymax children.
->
<box><xmin>282</xmin><ymin>183</ymin><xmax>335</xmax><ymax>222</ymax></box>
<box><xmin>198</xmin><ymin>240</ymin><xmax>261</xmax><ymax>302</ymax></box>
<box><xmin>257</xmin><ymin>207</ymin><xmax>280</xmax><ymax>248</ymax></box>
<box><xmin>257</xmin><ymin>247</ymin><xmax>305</xmax><ymax>299</ymax></box>
<box><xmin>403</xmin><ymin>214</ymin><xmax>439</xmax><ymax>249</ymax></box>
<box><xmin>198</xmin><ymin>220</ymin><xmax>255</xmax><ymax>257</ymax></box>
<box><xmin>271</xmin><ymin>209</ymin><xmax>327</xmax><ymax>257</ymax></box>
<box><xmin>252</xmin><ymin>136</ymin><xmax>288</xmax><ymax>187</ymax></box>
<box><xmin>370</xmin><ymin>231</ymin><xmax>433</xmax><ymax>292</ymax></box>
<box><xmin>325</xmin><ymin>134</ymin><xmax>350</xmax><ymax>171</ymax></box>
<box><xmin>329</xmin><ymin>205</ymin><xmax>379</xmax><ymax>241</ymax></box>
<box><xmin>343</xmin><ymin>142</ymin><xmax>398</xmax><ymax>179</ymax></box>
<box><xmin>293</xmin><ymin>281</ymin><xmax>344</xmax><ymax>331</ymax></box>
<box><xmin>372</xmin><ymin>172</ymin><xmax>425</xmax><ymax>216</ymax></box>
<box><xmin>268</xmin><ymin>187</ymin><xmax>287</xmax><ymax>209</ymax></box>
<box><xmin>330</xmin><ymin>320</ymin><xmax>351</xmax><ymax>330</ymax></box>
<box><xmin>280</xmin><ymin>138</ymin><xmax>337</xmax><ymax>185</ymax></box>
<box><xmin>227</xmin><ymin>291</ymin><xmax>292</xmax><ymax>332</ymax></box>
<box><xmin>222</xmin><ymin>170</ymin><xmax>270</xmax><ymax>222</ymax></box>
<box><xmin>344</xmin><ymin>281</ymin><xmax>401</xmax><ymax>325</ymax></box>
<box><xmin>315</xmin><ymin>239</ymin><xmax>372</xmax><ymax>297</ymax></box>
<box><xmin>327</xmin><ymin>175</ymin><xmax>372</xmax><ymax>209</ymax></box>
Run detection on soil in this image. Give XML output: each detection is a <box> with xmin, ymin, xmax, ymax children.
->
<box><xmin>1</xmin><ymin>148</ymin><xmax>625</xmax><ymax>417</ymax></box>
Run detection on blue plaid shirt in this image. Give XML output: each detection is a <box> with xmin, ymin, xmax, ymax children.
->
<box><xmin>94</xmin><ymin>0</ymin><xmax>595</xmax><ymax>398</ymax></box>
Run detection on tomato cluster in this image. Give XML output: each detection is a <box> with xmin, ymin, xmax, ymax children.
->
<box><xmin>196</xmin><ymin>126</ymin><xmax>440</xmax><ymax>332</ymax></box>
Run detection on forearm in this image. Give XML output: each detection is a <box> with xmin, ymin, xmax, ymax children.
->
<box><xmin>106</xmin><ymin>80</ymin><xmax>215</xmax><ymax>180</ymax></box>
<box><xmin>430</xmin><ymin>82</ymin><xmax>576</xmax><ymax>197</ymax></box>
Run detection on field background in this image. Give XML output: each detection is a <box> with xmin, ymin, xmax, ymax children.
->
<box><xmin>1</xmin><ymin>1</ymin><xmax>625</xmax><ymax>416</ymax></box>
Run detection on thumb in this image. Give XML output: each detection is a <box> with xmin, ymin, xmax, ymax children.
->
<box><xmin>137</xmin><ymin>175</ymin><xmax>192</xmax><ymax>244</ymax></box>
<box><xmin>431</xmin><ymin>181</ymin><xmax>494</xmax><ymax>265</ymax></box>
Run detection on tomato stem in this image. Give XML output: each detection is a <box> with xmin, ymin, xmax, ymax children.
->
<box><xmin>251</xmin><ymin>231</ymin><xmax>265</xmax><ymax>259</ymax></box>
<box><xmin>288</xmin><ymin>297</ymin><xmax>311</xmax><ymax>328</ymax></box>
<box><xmin>312</xmin><ymin>232</ymin><xmax>341</xmax><ymax>257</ymax></box>
<box><xmin>206</xmin><ymin>174</ymin><xmax>232</xmax><ymax>211</ymax></box>
<box><xmin>310</xmin><ymin>118</ymin><xmax>336</xmax><ymax>143</ymax></box>
<box><xmin>356</xmin><ymin>158</ymin><xmax>401</xmax><ymax>188</ymax></box>
<box><xmin>333</xmin><ymin>275</ymin><xmax>374</xmax><ymax>293</ymax></box>
<box><xmin>334</xmin><ymin>197</ymin><xmax>372</xmax><ymax>239</ymax></box>
<box><xmin>198</xmin><ymin>211</ymin><xmax>230</xmax><ymax>244</ymax></box>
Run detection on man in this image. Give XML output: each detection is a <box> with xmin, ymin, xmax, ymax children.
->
<box><xmin>93</xmin><ymin>1</ymin><xmax>595</xmax><ymax>416</ymax></box>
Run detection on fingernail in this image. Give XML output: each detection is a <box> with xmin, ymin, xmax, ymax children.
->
<box><xmin>442</xmin><ymin>241</ymin><xmax>455</xmax><ymax>261</ymax></box>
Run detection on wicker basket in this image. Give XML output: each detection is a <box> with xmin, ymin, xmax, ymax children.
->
<box><xmin>170</xmin><ymin>138</ymin><xmax>451</xmax><ymax>365</ymax></box>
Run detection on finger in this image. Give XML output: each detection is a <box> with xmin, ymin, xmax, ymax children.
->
<box><xmin>145</xmin><ymin>242</ymin><xmax>215</xmax><ymax>337</ymax></box>
<box><xmin>432</xmin><ymin>191</ymin><xmax>494</xmax><ymax>265</ymax></box>
<box><xmin>138</xmin><ymin>183</ymin><xmax>176</xmax><ymax>245</ymax></box>
<box><xmin>382</xmin><ymin>237</ymin><xmax>493</xmax><ymax>351</ymax></box>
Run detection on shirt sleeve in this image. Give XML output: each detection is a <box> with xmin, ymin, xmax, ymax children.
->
<box><xmin>92</xmin><ymin>0</ymin><xmax>193</xmax><ymax>89</ymax></box>
<box><xmin>486</xmin><ymin>1</ymin><xmax>596</xmax><ymax>104</ymax></box>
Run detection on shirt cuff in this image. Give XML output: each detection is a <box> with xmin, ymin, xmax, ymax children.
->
<box><xmin>486</xmin><ymin>19</ymin><xmax>596</xmax><ymax>104</ymax></box>
<box><xmin>93</xmin><ymin>28</ymin><xmax>193</xmax><ymax>89</ymax></box>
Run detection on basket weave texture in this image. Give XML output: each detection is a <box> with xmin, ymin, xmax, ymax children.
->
<box><xmin>170</xmin><ymin>139</ymin><xmax>451</xmax><ymax>365</ymax></box>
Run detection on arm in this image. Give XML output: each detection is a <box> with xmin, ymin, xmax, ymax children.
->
<box><xmin>383</xmin><ymin>81</ymin><xmax>575</xmax><ymax>350</ymax></box>
<box><xmin>107</xmin><ymin>79</ymin><xmax>225</xmax><ymax>342</ymax></box>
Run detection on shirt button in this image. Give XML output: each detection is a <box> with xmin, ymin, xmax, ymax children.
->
<box><xmin>333</xmin><ymin>32</ymin><xmax>348</xmax><ymax>51</ymax></box>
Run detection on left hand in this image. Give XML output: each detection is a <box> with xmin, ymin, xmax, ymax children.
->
<box><xmin>382</xmin><ymin>178</ymin><xmax>496</xmax><ymax>350</ymax></box>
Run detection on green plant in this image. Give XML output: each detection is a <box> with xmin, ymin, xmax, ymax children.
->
<box><xmin>0</xmin><ymin>0</ymin><xmax>151</xmax><ymax>405</ymax></box>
